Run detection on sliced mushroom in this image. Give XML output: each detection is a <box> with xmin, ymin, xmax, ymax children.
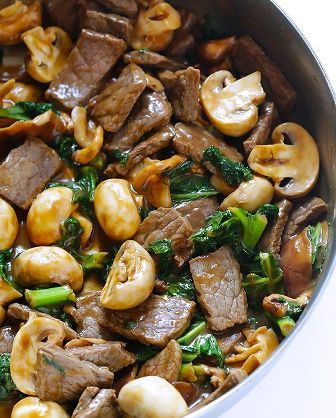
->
<box><xmin>220</xmin><ymin>175</ymin><xmax>273</xmax><ymax>212</ymax></box>
<box><xmin>200</xmin><ymin>70</ymin><xmax>265</xmax><ymax>137</ymax></box>
<box><xmin>198</xmin><ymin>36</ymin><xmax>237</xmax><ymax>65</ymax></box>
<box><xmin>248</xmin><ymin>122</ymin><xmax>320</xmax><ymax>198</ymax></box>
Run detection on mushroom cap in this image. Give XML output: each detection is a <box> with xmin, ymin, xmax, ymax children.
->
<box><xmin>248</xmin><ymin>122</ymin><xmax>320</xmax><ymax>198</ymax></box>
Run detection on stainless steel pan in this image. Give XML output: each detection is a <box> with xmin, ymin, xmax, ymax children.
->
<box><xmin>170</xmin><ymin>0</ymin><xmax>336</xmax><ymax>416</ymax></box>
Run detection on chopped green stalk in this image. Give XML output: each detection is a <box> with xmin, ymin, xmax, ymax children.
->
<box><xmin>203</xmin><ymin>146</ymin><xmax>253</xmax><ymax>186</ymax></box>
<box><xmin>0</xmin><ymin>101</ymin><xmax>59</xmax><ymax>121</ymax></box>
<box><xmin>148</xmin><ymin>239</ymin><xmax>174</xmax><ymax>273</ymax></box>
<box><xmin>266</xmin><ymin>313</ymin><xmax>296</xmax><ymax>337</ymax></box>
<box><xmin>25</xmin><ymin>285</ymin><xmax>76</xmax><ymax>308</ymax></box>
<box><xmin>81</xmin><ymin>252</ymin><xmax>108</xmax><ymax>273</ymax></box>
<box><xmin>229</xmin><ymin>207</ymin><xmax>268</xmax><ymax>249</ymax></box>
<box><xmin>177</xmin><ymin>321</ymin><xmax>207</xmax><ymax>345</ymax></box>
<box><xmin>307</xmin><ymin>222</ymin><xmax>327</xmax><ymax>274</ymax></box>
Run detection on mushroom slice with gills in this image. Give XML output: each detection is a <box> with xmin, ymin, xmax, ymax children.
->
<box><xmin>12</xmin><ymin>246</ymin><xmax>83</xmax><ymax>291</ymax></box>
<box><xmin>200</xmin><ymin>70</ymin><xmax>266</xmax><ymax>137</ymax></box>
<box><xmin>0</xmin><ymin>0</ymin><xmax>41</xmax><ymax>45</ymax></box>
<box><xmin>71</xmin><ymin>106</ymin><xmax>104</xmax><ymax>165</ymax></box>
<box><xmin>220</xmin><ymin>175</ymin><xmax>274</xmax><ymax>212</ymax></box>
<box><xmin>10</xmin><ymin>316</ymin><xmax>65</xmax><ymax>395</ymax></box>
<box><xmin>101</xmin><ymin>240</ymin><xmax>155</xmax><ymax>310</ymax></box>
<box><xmin>11</xmin><ymin>397</ymin><xmax>70</xmax><ymax>418</ymax></box>
<box><xmin>248</xmin><ymin>122</ymin><xmax>320</xmax><ymax>198</ymax></box>
<box><xmin>132</xmin><ymin>2</ymin><xmax>181</xmax><ymax>52</ymax></box>
<box><xmin>21</xmin><ymin>26</ymin><xmax>72</xmax><ymax>83</ymax></box>
<box><xmin>225</xmin><ymin>326</ymin><xmax>279</xmax><ymax>374</ymax></box>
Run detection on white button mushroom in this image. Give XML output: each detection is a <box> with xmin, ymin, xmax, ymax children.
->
<box><xmin>118</xmin><ymin>376</ymin><xmax>188</xmax><ymax>418</ymax></box>
<box><xmin>0</xmin><ymin>197</ymin><xmax>19</xmax><ymax>250</ymax></box>
<box><xmin>94</xmin><ymin>179</ymin><xmax>141</xmax><ymax>241</ymax></box>
<box><xmin>11</xmin><ymin>397</ymin><xmax>69</xmax><ymax>418</ymax></box>
<box><xmin>220</xmin><ymin>176</ymin><xmax>274</xmax><ymax>212</ymax></box>
<box><xmin>101</xmin><ymin>240</ymin><xmax>155</xmax><ymax>310</ymax></box>
<box><xmin>200</xmin><ymin>70</ymin><xmax>266</xmax><ymax>137</ymax></box>
<box><xmin>248</xmin><ymin>122</ymin><xmax>320</xmax><ymax>198</ymax></box>
<box><xmin>12</xmin><ymin>246</ymin><xmax>83</xmax><ymax>291</ymax></box>
<box><xmin>10</xmin><ymin>317</ymin><xmax>65</xmax><ymax>395</ymax></box>
<box><xmin>26</xmin><ymin>187</ymin><xmax>74</xmax><ymax>246</ymax></box>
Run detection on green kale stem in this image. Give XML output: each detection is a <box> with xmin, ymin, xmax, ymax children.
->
<box><xmin>266</xmin><ymin>313</ymin><xmax>296</xmax><ymax>337</ymax></box>
<box><xmin>177</xmin><ymin>321</ymin><xmax>207</xmax><ymax>345</ymax></box>
<box><xmin>25</xmin><ymin>285</ymin><xmax>76</xmax><ymax>308</ymax></box>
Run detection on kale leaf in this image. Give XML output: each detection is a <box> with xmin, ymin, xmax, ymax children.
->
<box><xmin>164</xmin><ymin>268</ymin><xmax>196</xmax><ymax>301</ymax></box>
<box><xmin>180</xmin><ymin>334</ymin><xmax>224</xmax><ymax>367</ymax></box>
<box><xmin>52</xmin><ymin>135</ymin><xmax>79</xmax><ymax>164</ymax></box>
<box><xmin>256</xmin><ymin>204</ymin><xmax>279</xmax><ymax>220</ymax></box>
<box><xmin>148</xmin><ymin>239</ymin><xmax>174</xmax><ymax>274</ymax></box>
<box><xmin>0</xmin><ymin>101</ymin><xmax>59</xmax><ymax>121</ymax></box>
<box><xmin>112</xmin><ymin>149</ymin><xmax>129</xmax><ymax>167</ymax></box>
<box><xmin>0</xmin><ymin>354</ymin><xmax>18</xmax><ymax>401</ymax></box>
<box><xmin>37</xmin><ymin>306</ymin><xmax>75</xmax><ymax>328</ymax></box>
<box><xmin>307</xmin><ymin>222</ymin><xmax>327</xmax><ymax>274</ymax></box>
<box><xmin>203</xmin><ymin>146</ymin><xmax>253</xmax><ymax>186</ymax></box>
<box><xmin>58</xmin><ymin>217</ymin><xmax>84</xmax><ymax>252</ymax></box>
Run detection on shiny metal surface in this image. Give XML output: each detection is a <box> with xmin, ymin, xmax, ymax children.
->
<box><xmin>171</xmin><ymin>0</ymin><xmax>336</xmax><ymax>416</ymax></box>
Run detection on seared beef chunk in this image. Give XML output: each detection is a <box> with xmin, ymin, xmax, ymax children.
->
<box><xmin>0</xmin><ymin>326</ymin><xmax>17</xmax><ymax>354</ymax></box>
<box><xmin>105</xmin><ymin>124</ymin><xmax>175</xmax><ymax>177</ymax></box>
<box><xmin>66</xmin><ymin>341</ymin><xmax>136</xmax><ymax>372</ymax></box>
<box><xmin>68</xmin><ymin>291</ymin><xmax>113</xmax><ymax>340</ymax></box>
<box><xmin>105</xmin><ymin>91</ymin><xmax>173</xmax><ymax>152</ymax></box>
<box><xmin>72</xmin><ymin>387</ymin><xmax>118</xmax><ymax>418</ymax></box>
<box><xmin>95</xmin><ymin>0</ymin><xmax>138</xmax><ymax>18</ymax></box>
<box><xmin>283</xmin><ymin>197</ymin><xmax>328</xmax><ymax>242</ymax></box>
<box><xmin>172</xmin><ymin>382</ymin><xmax>200</xmax><ymax>406</ymax></box>
<box><xmin>173</xmin><ymin>123</ymin><xmax>244</xmax><ymax>175</ymax></box>
<box><xmin>46</xmin><ymin>30</ymin><xmax>126</xmax><ymax>110</ymax></box>
<box><xmin>233</xmin><ymin>36</ymin><xmax>297</xmax><ymax>115</ymax></box>
<box><xmin>190</xmin><ymin>369</ymin><xmax>247</xmax><ymax>412</ymax></box>
<box><xmin>35</xmin><ymin>344</ymin><xmax>114</xmax><ymax>403</ymax></box>
<box><xmin>100</xmin><ymin>294</ymin><xmax>196</xmax><ymax>348</ymax></box>
<box><xmin>217</xmin><ymin>328</ymin><xmax>244</xmax><ymax>355</ymax></box>
<box><xmin>7</xmin><ymin>303</ymin><xmax>78</xmax><ymax>340</ymax></box>
<box><xmin>159</xmin><ymin>67</ymin><xmax>200</xmax><ymax>123</ymax></box>
<box><xmin>84</xmin><ymin>10</ymin><xmax>133</xmax><ymax>43</ymax></box>
<box><xmin>90</xmin><ymin>64</ymin><xmax>147</xmax><ymax>132</ymax></box>
<box><xmin>174</xmin><ymin>197</ymin><xmax>219</xmax><ymax>232</ymax></box>
<box><xmin>166</xmin><ymin>9</ymin><xmax>202</xmax><ymax>57</ymax></box>
<box><xmin>189</xmin><ymin>246</ymin><xmax>247</xmax><ymax>332</ymax></box>
<box><xmin>134</xmin><ymin>207</ymin><xmax>193</xmax><ymax>267</ymax></box>
<box><xmin>138</xmin><ymin>340</ymin><xmax>182</xmax><ymax>382</ymax></box>
<box><xmin>124</xmin><ymin>50</ymin><xmax>186</xmax><ymax>71</ymax></box>
<box><xmin>0</xmin><ymin>137</ymin><xmax>61</xmax><ymax>210</ymax></box>
<box><xmin>42</xmin><ymin>0</ymin><xmax>79</xmax><ymax>38</ymax></box>
<box><xmin>260</xmin><ymin>199</ymin><xmax>293</xmax><ymax>255</ymax></box>
<box><xmin>243</xmin><ymin>102</ymin><xmax>277</xmax><ymax>155</ymax></box>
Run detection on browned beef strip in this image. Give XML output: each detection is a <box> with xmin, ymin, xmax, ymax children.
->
<box><xmin>138</xmin><ymin>340</ymin><xmax>182</xmax><ymax>382</ymax></box>
<box><xmin>0</xmin><ymin>326</ymin><xmax>17</xmax><ymax>354</ymax></box>
<box><xmin>159</xmin><ymin>67</ymin><xmax>200</xmax><ymax>123</ymax></box>
<box><xmin>260</xmin><ymin>199</ymin><xmax>293</xmax><ymax>256</ymax></box>
<box><xmin>46</xmin><ymin>30</ymin><xmax>126</xmax><ymax>110</ymax></box>
<box><xmin>105</xmin><ymin>91</ymin><xmax>173</xmax><ymax>152</ymax></box>
<box><xmin>84</xmin><ymin>10</ymin><xmax>133</xmax><ymax>43</ymax></box>
<box><xmin>174</xmin><ymin>197</ymin><xmax>219</xmax><ymax>232</ymax></box>
<box><xmin>189</xmin><ymin>369</ymin><xmax>247</xmax><ymax>412</ymax></box>
<box><xmin>68</xmin><ymin>291</ymin><xmax>113</xmax><ymax>340</ymax></box>
<box><xmin>166</xmin><ymin>10</ymin><xmax>202</xmax><ymax>57</ymax></box>
<box><xmin>172</xmin><ymin>382</ymin><xmax>199</xmax><ymax>406</ymax></box>
<box><xmin>104</xmin><ymin>124</ymin><xmax>175</xmax><ymax>177</ymax></box>
<box><xmin>72</xmin><ymin>387</ymin><xmax>118</xmax><ymax>418</ymax></box>
<box><xmin>7</xmin><ymin>303</ymin><xmax>78</xmax><ymax>340</ymax></box>
<box><xmin>216</xmin><ymin>328</ymin><xmax>244</xmax><ymax>355</ymax></box>
<box><xmin>100</xmin><ymin>294</ymin><xmax>196</xmax><ymax>348</ymax></box>
<box><xmin>0</xmin><ymin>137</ymin><xmax>61</xmax><ymax>210</ymax></box>
<box><xmin>42</xmin><ymin>0</ymin><xmax>79</xmax><ymax>38</ymax></box>
<box><xmin>173</xmin><ymin>123</ymin><xmax>244</xmax><ymax>175</ymax></box>
<box><xmin>90</xmin><ymin>64</ymin><xmax>147</xmax><ymax>133</ymax></box>
<box><xmin>35</xmin><ymin>344</ymin><xmax>114</xmax><ymax>403</ymax></box>
<box><xmin>66</xmin><ymin>341</ymin><xmax>136</xmax><ymax>372</ymax></box>
<box><xmin>189</xmin><ymin>246</ymin><xmax>247</xmax><ymax>332</ymax></box>
<box><xmin>95</xmin><ymin>0</ymin><xmax>138</xmax><ymax>18</ymax></box>
<box><xmin>233</xmin><ymin>36</ymin><xmax>297</xmax><ymax>115</ymax></box>
<box><xmin>134</xmin><ymin>207</ymin><xmax>193</xmax><ymax>267</ymax></box>
<box><xmin>283</xmin><ymin>197</ymin><xmax>328</xmax><ymax>243</ymax></box>
<box><xmin>243</xmin><ymin>102</ymin><xmax>277</xmax><ymax>156</ymax></box>
<box><xmin>124</xmin><ymin>50</ymin><xmax>186</xmax><ymax>71</ymax></box>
